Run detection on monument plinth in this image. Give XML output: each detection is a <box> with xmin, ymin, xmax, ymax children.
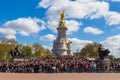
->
<box><xmin>52</xmin><ymin>11</ymin><xmax>73</xmax><ymax>56</ymax></box>
<box><xmin>96</xmin><ymin>44</ymin><xmax>111</xmax><ymax>71</ymax></box>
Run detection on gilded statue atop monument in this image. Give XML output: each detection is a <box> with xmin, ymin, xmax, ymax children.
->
<box><xmin>60</xmin><ymin>11</ymin><xmax>65</xmax><ymax>21</ymax></box>
<box><xmin>59</xmin><ymin>11</ymin><xmax>66</xmax><ymax>27</ymax></box>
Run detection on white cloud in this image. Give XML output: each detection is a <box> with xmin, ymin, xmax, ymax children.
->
<box><xmin>0</xmin><ymin>28</ymin><xmax>16</xmax><ymax>35</ymax></box>
<box><xmin>101</xmin><ymin>0</ymin><xmax>120</xmax><ymax>2</ymax></box>
<box><xmin>4</xmin><ymin>17</ymin><xmax>45</xmax><ymax>33</ymax></box>
<box><xmin>101</xmin><ymin>35</ymin><xmax>120</xmax><ymax>57</ymax></box>
<box><xmin>40</xmin><ymin>34</ymin><xmax>56</xmax><ymax>42</ymax></box>
<box><xmin>105</xmin><ymin>11</ymin><xmax>120</xmax><ymax>26</ymax></box>
<box><xmin>66</xmin><ymin>20</ymin><xmax>82</xmax><ymax>34</ymax></box>
<box><xmin>38</xmin><ymin>0</ymin><xmax>109</xmax><ymax>19</ymax></box>
<box><xmin>47</xmin><ymin>20</ymin><xmax>58</xmax><ymax>33</ymax></box>
<box><xmin>19</xmin><ymin>31</ymin><xmax>29</xmax><ymax>36</ymax></box>
<box><xmin>37</xmin><ymin>0</ymin><xmax>54</xmax><ymax>8</ymax></box>
<box><xmin>89</xmin><ymin>1</ymin><xmax>109</xmax><ymax>19</ymax></box>
<box><xmin>83</xmin><ymin>26</ymin><xmax>103</xmax><ymax>35</ymax></box>
<box><xmin>5</xmin><ymin>35</ymin><xmax>16</xmax><ymax>40</ymax></box>
<box><xmin>0</xmin><ymin>28</ymin><xmax>16</xmax><ymax>39</ymax></box>
<box><xmin>69</xmin><ymin>38</ymin><xmax>93</xmax><ymax>51</ymax></box>
<box><xmin>43</xmin><ymin>45</ymin><xmax>52</xmax><ymax>50</ymax></box>
<box><xmin>0</xmin><ymin>17</ymin><xmax>46</xmax><ymax>39</ymax></box>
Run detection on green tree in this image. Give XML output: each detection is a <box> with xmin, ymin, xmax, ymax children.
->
<box><xmin>107</xmin><ymin>55</ymin><xmax>115</xmax><ymax>61</ymax></box>
<box><xmin>79</xmin><ymin>42</ymin><xmax>99</xmax><ymax>57</ymax></box>
<box><xmin>0</xmin><ymin>43</ymin><xmax>15</xmax><ymax>61</ymax></box>
<box><xmin>44</xmin><ymin>49</ymin><xmax>51</xmax><ymax>56</ymax></box>
<box><xmin>33</xmin><ymin>43</ymin><xmax>45</xmax><ymax>57</ymax></box>
<box><xmin>22</xmin><ymin>45</ymin><xmax>33</xmax><ymax>57</ymax></box>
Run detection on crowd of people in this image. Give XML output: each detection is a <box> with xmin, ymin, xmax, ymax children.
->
<box><xmin>0</xmin><ymin>56</ymin><xmax>120</xmax><ymax>73</ymax></box>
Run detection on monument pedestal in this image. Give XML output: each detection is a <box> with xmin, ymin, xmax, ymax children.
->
<box><xmin>96</xmin><ymin>58</ymin><xmax>111</xmax><ymax>72</ymax></box>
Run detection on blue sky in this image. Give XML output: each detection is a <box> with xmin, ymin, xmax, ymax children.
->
<box><xmin>0</xmin><ymin>0</ymin><xmax>120</xmax><ymax>57</ymax></box>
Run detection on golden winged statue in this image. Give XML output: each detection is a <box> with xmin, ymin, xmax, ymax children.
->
<box><xmin>59</xmin><ymin>11</ymin><xmax>66</xmax><ymax>27</ymax></box>
<box><xmin>60</xmin><ymin>11</ymin><xmax>65</xmax><ymax>21</ymax></box>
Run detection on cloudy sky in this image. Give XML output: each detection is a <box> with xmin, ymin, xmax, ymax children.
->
<box><xmin>0</xmin><ymin>0</ymin><xmax>120</xmax><ymax>57</ymax></box>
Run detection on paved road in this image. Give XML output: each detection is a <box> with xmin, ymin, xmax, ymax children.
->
<box><xmin>0</xmin><ymin>73</ymin><xmax>120</xmax><ymax>80</ymax></box>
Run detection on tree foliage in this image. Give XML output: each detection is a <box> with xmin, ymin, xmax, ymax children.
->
<box><xmin>0</xmin><ymin>42</ymin><xmax>51</xmax><ymax>61</ymax></box>
<box><xmin>44</xmin><ymin>49</ymin><xmax>51</xmax><ymax>56</ymax></box>
<box><xmin>0</xmin><ymin>43</ymin><xmax>15</xmax><ymax>61</ymax></box>
<box><xmin>33</xmin><ymin>43</ymin><xmax>45</xmax><ymax>57</ymax></box>
<box><xmin>22</xmin><ymin>45</ymin><xmax>33</xmax><ymax>57</ymax></box>
<box><xmin>75</xmin><ymin>42</ymin><xmax>100</xmax><ymax>57</ymax></box>
<box><xmin>32</xmin><ymin>43</ymin><xmax>51</xmax><ymax>57</ymax></box>
<box><xmin>107</xmin><ymin>55</ymin><xmax>115</xmax><ymax>61</ymax></box>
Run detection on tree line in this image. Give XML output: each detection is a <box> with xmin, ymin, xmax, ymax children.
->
<box><xmin>0</xmin><ymin>42</ymin><xmax>119</xmax><ymax>61</ymax></box>
<box><xmin>0</xmin><ymin>43</ymin><xmax>51</xmax><ymax>61</ymax></box>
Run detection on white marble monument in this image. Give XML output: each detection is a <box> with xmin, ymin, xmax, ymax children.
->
<box><xmin>52</xmin><ymin>11</ymin><xmax>73</xmax><ymax>56</ymax></box>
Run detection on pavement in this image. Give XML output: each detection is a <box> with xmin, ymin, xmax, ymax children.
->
<box><xmin>0</xmin><ymin>73</ymin><xmax>120</xmax><ymax>80</ymax></box>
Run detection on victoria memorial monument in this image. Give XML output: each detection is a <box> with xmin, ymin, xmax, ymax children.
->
<box><xmin>52</xmin><ymin>12</ymin><xmax>73</xmax><ymax>56</ymax></box>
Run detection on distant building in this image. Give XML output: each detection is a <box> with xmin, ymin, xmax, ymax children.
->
<box><xmin>52</xmin><ymin>11</ymin><xmax>73</xmax><ymax>56</ymax></box>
